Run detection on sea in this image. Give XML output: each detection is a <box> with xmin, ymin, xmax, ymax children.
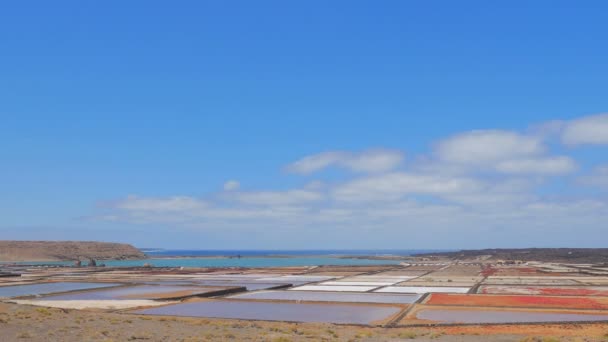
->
<box><xmin>3</xmin><ymin>249</ymin><xmax>448</xmax><ymax>268</ymax></box>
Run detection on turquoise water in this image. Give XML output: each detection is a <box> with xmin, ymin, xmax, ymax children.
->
<box><xmin>4</xmin><ymin>256</ymin><xmax>401</xmax><ymax>268</ymax></box>
<box><xmin>104</xmin><ymin>256</ymin><xmax>401</xmax><ymax>268</ymax></box>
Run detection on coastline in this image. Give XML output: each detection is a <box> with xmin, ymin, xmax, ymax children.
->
<box><xmin>0</xmin><ymin>245</ymin><xmax>428</xmax><ymax>265</ymax></box>
<box><xmin>1</xmin><ymin>255</ymin><xmax>405</xmax><ymax>268</ymax></box>
<box><xmin>145</xmin><ymin>254</ymin><xmax>413</xmax><ymax>260</ymax></box>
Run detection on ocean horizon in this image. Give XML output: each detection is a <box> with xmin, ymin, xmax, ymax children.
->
<box><xmin>140</xmin><ymin>249</ymin><xmax>450</xmax><ymax>257</ymax></box>
<box><xmin>2</xmin><ymin>249</ymin><xmax>452</xmax><ymax>268</ymax></box>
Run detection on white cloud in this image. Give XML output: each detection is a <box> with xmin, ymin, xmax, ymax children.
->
<box><xmin>562</xmin><ymin>113</ymin><xmax>608</xmax><ymax>145</ymax></box>
<box><xmin>115</xmin><ymin>195</ymin><xmax>207</xmax><ymax>212</ymax></box>
<box><xmin>528</xmin><ymin>120</ymin><xmax>566</xmax><ymax>138</ymax></box>
<box><xmin>223</xmin><ymin>180</ymin><xmax>240</xmax><ymax>191</ymax></box>
<box><xmin>96</xmin><ymin>112</ymin><xmax>608</xmax><ymax>246</ymax></box>
<box><xmin>494</xmin><ymin>156</ymin><xmax>577</xmax><ymax>174</ymax></box>
<box><xmin>331</xmin><ymin>172</ymin><xmax>482</xmax><ymax>202</ymax></box>
<box><xmin>433</xmin><ymin>130</ymin><xmax>578</xmax><ymax>175</ymax></box>
<box><xmin>435</xmin><ymin>130</ymin><xmax>544</xmax><ymax>164</ymax></box>
<box><xmin>578</xmin><ymin>165</ymin><xmax>608</xmax><ymax>188</ymax></box>
<box><xmin>232</xmin><ymin>189</ymin><xmax>323</xmax><ymax>206</ymax></box>
<box><xmin>286</xmin><ymin>151</ymin><xmax>344</xmax><ymax>174</ymax></box>
<box><xmin>441</xmin><ymin>178</ymin><xmax>537</xmax><ymax>207</ymax></box>
<box><xmin>101</xmin><ymin>191</ymin><xmax>608</xmax><ymax>248</ymax></box>
<box><xmin>109</xmin><ymin>194</ymin><xmax>315</xmax><ymax>224</ymax></box>
<box><xmin>286</xmin><ymin>149</ymin><xmax>404</xmax><ymax>174</ymax></box>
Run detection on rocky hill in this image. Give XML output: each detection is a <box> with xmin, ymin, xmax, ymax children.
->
<box><xmin>0</xmin><ymin>241</ymin><xmax>146</xmax><ymax>262</ymax></box>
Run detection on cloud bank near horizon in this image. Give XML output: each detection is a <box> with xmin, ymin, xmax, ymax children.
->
<box><xmin>96</xmin><ymin>113</ymin><xmax>608</xmax><ymax>247</ymax></box>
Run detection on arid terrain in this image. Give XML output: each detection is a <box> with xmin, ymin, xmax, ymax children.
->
<box><xmin>2</xmin><ymin>249</ymin><xmax>608</xmax><ymax>341</ymax></box>
<box><xmin>2</xmin><ymin>301</ymin><xmax>608</xmax><ymax>341</ymax></box>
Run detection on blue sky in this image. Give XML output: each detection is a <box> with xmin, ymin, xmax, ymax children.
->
<box><xmin>1</xmin><ymin>1</ymin><xmax>607</xmax><ymax>249</ymax></box>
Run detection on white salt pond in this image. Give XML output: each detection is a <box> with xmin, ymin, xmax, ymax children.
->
<box><xmin>132</xmin><ymin>300</ymin><xmax>401</xmax><ymax>324</ymax></box>
<box><xmin>39</xmin><ymin>285</ymin><xmax>233</xmax><ymax>300</ymax></box>
<box><xmin>291</xmin><ymin>285</ymin><xmax>379</xmax><ymax>292</ymax></box>
<box><xmin>257</xmin><ymin>275</ymin><xmax>336</xmax><ymax>282</ymax></box>
<box><xmin>228</xmin><ymin>290</ymin><xmax>421</xmax><ymax>304</ymax></box>
<box><xmin>321</xmin><ymin>281</ymin><xmax>395</xmax><ymax>286</ymax></box>
<box><xmin>375</xmin><ymin>286</ymin><xmax>470</xmax><ymax>294</ymax></box>
<box><xmin>142</xmin><ymin>281</ymin><xmax>198</xmax><ymax>286</ymax></box>
<box><xmin>346</xmin><ymin>275</ymin><xmax>415</xmax><ymax>280</ymax></box>
<box><xmin>193</xmin><ymin>281</ymin><xmax>289</xmax><ymax>291</ymax></box>
<box><xmin>0</xmin><ymin>282</ymin><xmax>121</xmax><ymax>298</ymax></box>
<box><xmin>195</xmin><ymin>274</ymin><xmax>281</xmax><ymax>280</ymax></box>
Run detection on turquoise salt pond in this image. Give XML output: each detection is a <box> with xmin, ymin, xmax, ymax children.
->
<box><xmin>0</xmin><ymin>282</ymin><xmax>120</xmax><ymax>298</ymax></box>
<box><xmin>132</xmin><ymin>300</ymin><xmax>402</xmax><ymax>324</ymax></box>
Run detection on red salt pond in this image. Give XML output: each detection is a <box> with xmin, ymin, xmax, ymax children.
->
<box><xmin>426</xmin><ymin>293</ymin><xmax>608</xmax><ymax>310</ymax></box>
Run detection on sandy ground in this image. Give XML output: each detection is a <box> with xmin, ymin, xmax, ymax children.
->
<box><xmin>1</xmin><ymin>302</ymin><xmax>607</xmax><ymax>341</ymax></box>
<box><xmin>11</xmin><ymin>299</ymin><xmax>174</xmax><ymax>310</ymax></box>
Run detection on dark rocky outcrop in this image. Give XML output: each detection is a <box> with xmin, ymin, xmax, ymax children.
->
<box><xmin>414</xmin><ymin>248</ymin><xmax>608</xmax><ymax>263</ymax></box>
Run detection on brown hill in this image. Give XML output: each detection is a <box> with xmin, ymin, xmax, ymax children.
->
<box><xmin>0</xmin><ymin>241</ymin><xmax>145</xmax><ymax>262</ymax></box>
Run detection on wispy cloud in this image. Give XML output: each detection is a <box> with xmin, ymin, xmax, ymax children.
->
<box><xmin>433</xmin><ymin>130</ymin><xmax>577</xmax><ymax>175</ymax></box>
<box><xmin>231</xmin><ymin>189</ymin><xmax>323</xmax><ymax>206</ymax></box>
<box><xmin>331</xmin><ymin>172</ymin><xmax>482</xmax><ymax>202</ymax></box>
<box><xmin>562</xmin><ymin>113</ymin><xmax>608</xmax><ymax>145</ymax></box>
<box><xmin>285</xmin><ymin>149</ymin><xmax>404</xmax><ymax>174</ymax></box>
<box><xmin>435</xmin><ymin>130</ymin><xmax>544</xmax><ymax>165</ymax></box>
<box><xmin>494</xmin><ymin>156</ymin><xmax>577</xmax><ymax>174</ymax></box>
<box><xmin>223</xmin><ymin>180</ymin><xmax>240</xmax><ymax>191</ymax></box>
<box><xmin>578</xmin><ymin>164</ymin><xmax>608</xmax><ymax>188</ymax></box>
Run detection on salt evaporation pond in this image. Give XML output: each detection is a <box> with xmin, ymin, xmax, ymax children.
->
<box><xmin>194</xmin><ymin>281</ymin><xmax>289</xmax><ymax>291</ymax></box>
<box><xmin>0</xmin><ymin>282</ymin><xmax>120</xmax><ymax>298</ymax></box>
<box><xmin>142</xmin><ymin>281</ymin><xmax>198</xmax><ymax>286</ymax></box>
<box><xmin>256</xmin><ymin>275</ymin><xmax>335</xmax><ymax>282</ymax></box>
<box><xmin>229</xmin><ymin>290</ymin><xmax>420</xmax><ymax>304</ymax></box>
<box><xmin>133</xmin><ymin>300</ymin><xmax>401</xmax><ymax>324</ymax></box>
<box><xmin>416</xmin><ymin>308</ymin><xmax>608</xmax><ymax>324</ymax></box>
<box><xmin>376</xmin><ymin>286</ymin><xmax>470</xmax><ymax>294</ymax></box>
<box><xmin>478</xmin><ymin>285</ymin><xmax>608</xmax><ymax>297</ymax></box>
<box><xmin>321</xmin><ymin>281</ymin><xmax>395</xmax><ymax>286</ymax></box>
<box><xmin>195</xmin><ymin>274</ymin><xmax>283</xmax><ymax>280</ymax></box>
<box><xmin>291</xmin><ymin>285</ymin><xmax>379</xmax><ymax>292</ymax></box>
<box><xmin>40</xmin><ymin>285</ymin><xmax>225</xmax><ymax>300</ymax></box>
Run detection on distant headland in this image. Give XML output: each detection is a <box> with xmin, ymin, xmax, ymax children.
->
<box><xmin>414</xmin><ymin>248</ymin><xmax>608</xmax><ymax>263</ymax></box>
<box><xmin>0</xmin><ymin>240</ymin><xmax>145</xmax><ymax>262</ymax></box>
